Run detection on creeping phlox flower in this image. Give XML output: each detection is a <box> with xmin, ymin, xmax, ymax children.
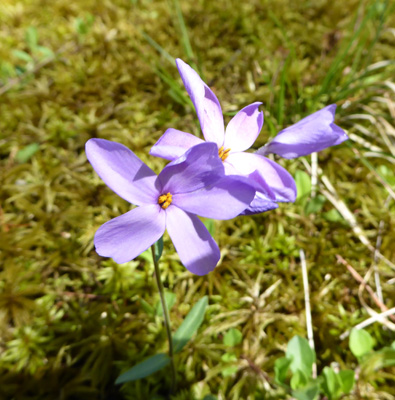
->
<box><xmin>86</xmin><ymin>139</ymin><xmax>255</xmax><ymax>275</ymax></box>
<box><xmin>150</xmin><ymin>59</ymin><xmax>348</xmax><ymax>214</ymax></box>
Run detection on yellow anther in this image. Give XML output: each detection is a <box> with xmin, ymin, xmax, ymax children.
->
<box><xmin>158</xmin><ymin>192</ymin><xmax>172</xmax><ymax>209</ymax></box>
<box><xmin>218</xmin><ymin>146</ymin><xmax>231</xmax><ymax>162</ymax></box>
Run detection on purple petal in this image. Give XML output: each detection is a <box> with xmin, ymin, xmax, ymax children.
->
<box><xmin>94</xmin><ymin>205</ymin><xmax>166</xmax><ymax>264</ymax></box>
<box><xmin>226</xmin><ymin>167</ymin><xmax>276</xmax><ymax>201</ymax></box>
<box><xmin>240</xmin><ymin>193</ymin><xmax>279</xmax><ymax>216</ymax></box>
<box><xmin>258</xmin><ymin>104</ymin><xmax>348</xmax><ymax>159</ymax></box>
<box><xmin>225</xmin><ymin>152</ymin><xmax>296</xmax><ymax>202</ymax></box>
<box><xmin>173</xmin><ymin>175</ymin><xmax>255</xmax><ymax>220</ymax></box>
<box><xmin>224</xmin><ymin>102</ymin><xmax>264</xmax><ymax>152</ymax></box>
<box><xmin>150</xmin><ymin>128</ymin><xmax>204</xmax><ymax>161</ymax></box>
<box><xmin>176</xmin><ymin>59</ymin><xmax>225</xmax><ymax>146</ymax></box>
<box><xmin>166</xmin><ymin>207</ymin><xmax>220</xmax><ymax>275</ymax></box>
<box><xmin>86</xmin><ymin>139</ymin><xmax>157</xmax><ymax>206</ymax></box>
<box><xmin>156</xmin><ymin>142</ymin><xmax>224</xmax><ymax>194</ymax></box>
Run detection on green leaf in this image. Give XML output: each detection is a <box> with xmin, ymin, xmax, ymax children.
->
<box><xmin>322</xmin><ymin>366</ymin><xmax>341</xmax><ymax>399</ymax></box>
<box><xmin>115</xmin><ymin>353</ymin><xmax>170</xmax><ymax>384</ymax></box>
<box><xmin>140</xmin><ymin>298</ymin><xmax>155</xmax><ymax>315</ymax></box>
<box><xmin>221</xmin><ymin>365</ymin><xmax>238</xmax><ymax>377</ymax></box>
<box><xmin>25</xmin><ymin>27</ymin><xmax>38</xmax><ymax>51</ymax></box>
<box><xmin>338</xmin><ymin>370</ymin><xmax>355</xmax><ymax>394</ymax></box>
<box><xmin>360</xmin><ymin>347</ymin><xmax>395</xmax><ymax>375</ymax></box>
<box><xmin>290</xmin><ymin>369</ymin><xmax>308</xmax><ymax>390</ymax></box>
<box><xmin>274</xmin><ymin>356</ymin><xmax>292</xmax><ymax>384</ymax></box>
<box><xmin>12</xmin><ymin>50</ymin><xmax>33</xmax><ymax>63</ymax></box>
<box><xmin>323</xmin><ymin>209</ymin><xmax>343</xmax><ymax>222</ymax></box>
<box><xmin>221</xmin><ymin>352</ymin><xmax>237</xmax><ymax>362</ymax></box>
<box><xmin>304</xmin><ymin>195</ymin><xmax>326</xmax><ymax>215</ymax></box>
<box><xmin>223</xmin><ymin>328</ymin><xmax>242</xmax><ymax>347</ymax></box>
<box><xmin>292</xmin><ymin>384</ymin><xmax>320</xmax><ymax>400</ymax></box>
<box><xmin>74</xmin><ymin>14</ymin><xmax>95</xmax><ymax>36</ymax></box>
<box><xmin>173</xmin><ymin>296</ymin><xmax>208</xmax><ymax>353</ymax></box>
<box><xmin>286</xmin><ymin>336</ymin><xmax>315</xmax><ymax>377</ymax></box>
<box><xmin>172</xmin><ymin>0</ymin><xmax>195</xmax><ymax>61</ymax></box>
<box><xmin>295</xmin><ymin>170</ymin><xmax>311</xmax><ymax>202</ymax></box>
<box><xmin>202</xmin><ymin>396</ymin><xmax>218</xmax><ymax>400</ymax></box>
<box><xmin>155</xmin><ymin>291</ymin><xmax>176</xmax><ymax>316</ymax></box>
<box><xmin>15</xmin><ymin>143</ymin><xmax>40</xmax><ymax>163</ymax></box>
<box><xmin>154</xmin><ymin>236</ymin><xmax>163</xmax><ymax>262</ymax></box>
<box><xmin>36</xmin><ymin>46</ymin><xmax>54</xmax><ymax>59</ymax></box>
<box><xmin>349</xmin><ymin>329</ymin><xmax>374</xmax><ymax>358</ymax></box>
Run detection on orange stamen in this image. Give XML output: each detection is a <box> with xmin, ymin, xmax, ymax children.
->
<box><xmin>158</xmin><ymin>192</ymin><xmax>172</xmax><ymax>209</ymax></box>
<box><xmin>218</xmin><ymin>146</ymin><xmax>231</xmax><ymax>162</ymax></box>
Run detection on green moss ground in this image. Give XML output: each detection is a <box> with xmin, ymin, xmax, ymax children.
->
<box><xmin>0</xmin><ymin>0</ymin><xmax>394</xmax><ymax>398</ymax></box>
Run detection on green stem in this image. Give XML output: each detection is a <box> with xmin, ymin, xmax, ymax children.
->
<box><xmin>151</xmin><ymin>245</ymin><xmax>176</xmax><ymax>393</ymax></box>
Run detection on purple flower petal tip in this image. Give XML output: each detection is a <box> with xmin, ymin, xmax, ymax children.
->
<box><xmin>176</xmin><ymin>59</ymin><xmax>225</xmax><ymax>145</ymax></box>
<box><xmin>94</xmin><ymin>205</ymin><xmax>166</xmax><ymax>264</ymax></box>
<box><xmin>240</xmin><ymin>196</ymin><xmax>279</xmax><ymax>216</ymax></box>
<box><xmin>150</xmin><ymin>128</ymin><xmax>204</xmax><ymax>161</ymax></box>
<box><xmin>225</xmin><ymin>102</ymin><xmax>264</xmax><ymax>152</ymax></box>
<box><xmin>85</xmin><ymin>138</ymin><xmax>157</xmax><ymax>206</ymax></box>
<box><xmin>257</xmin><ymin>104</ymin><xmax>348</xmax><ymax>159</ymax></box>
<box><xmin>166</xmin><ymin>208</ymin><xmax>220</xmax><ymax>275</ymax></box>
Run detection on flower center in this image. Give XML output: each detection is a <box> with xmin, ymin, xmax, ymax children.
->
<box><xmin>218</xmin><ymin>146</ymin><xmax>231</xmax><ymax>162</ymax></box>
<box><xmin>158</xmin><ymin>192</ymin><xmax>172</xmax><ymax>209</ymax></box>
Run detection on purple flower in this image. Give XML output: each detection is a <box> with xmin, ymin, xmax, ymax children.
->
<box><xmin>150</xmin><ymin>59</ymin><xmax>348</xmax><ymax>214</ymax></box>
<box><xmin>86</xmin><ymin>139</ymin><xmax>255</xmax><ymax>275</ymax></box>
<box><xmin>256</xmin><ymin>104</ymin><xmax>348</xmax><ymax>159</ymax></box>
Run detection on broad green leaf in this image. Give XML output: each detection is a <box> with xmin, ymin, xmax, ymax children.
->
<box><xmin>292</xmin><ymin>384</ymin><xmax>320</xmax><ymax>400</ymax></box>
<box><xmin>154</xmin><ymin>236</ymin><xmax>163</xmax><ymax>262</ymax></box>
<box><xmin>115</xmin><ymin>353</ymin><xmax>170</xmax><ymax>384</ymax></box>
<box><xmin>15</xmin><ymin>143</ymin><xmax>40</xmax><ymax>163</ymax></box>
<box><xmin>349</xmin><ymin>329</ymin><xmax>374</xmax><ymax>358</ymax></box>
<box><xmin>295</xmin><ymin>170</ymin><xmax>311</xmax><ymax>201</ymax></box>
<box><xmin>286</xmin><ymin>336</ymin><xmax>315</xmax><ymax>377</ymax></box>
<box><xmin>173</xmin><ymin>296</ymin><xmax>208</xmax><ymax>353</ymax></box>
<box><xmin>155</xmin><ymin>291</ymin><xmax>176</xmax><ymax>316</ymax></box>
<box><xmin>338</xmin><ymin>370</ymin><xmax>355</xmax><ymax>394</ymax></box>
<box><xmin>322</xmin><ymin>366</ymin><xmax>341</xmax><ymax>399</ymax></box>
<box><xmin>274</xmin><ymin>356</ymin><xmax>292</xmax><ymax>384</ymax></box>
<box><xmin>12</xmin><ymin>50</ymin><xmax>33</xmax><ymax>63</ymax></box>
<box><xmin>305</xmin><ymin>195</ymin><xmax>326</xmax><ymax>215</ymax></box>
<box><xmin>202</xmin><ymin>396</ymin><xmax>218</xmax><ymax>400</ymax></box>
<box><xmin>223</xmin><ymin>328</ymin><xmax>242</xmax><ymax>347</ymax></box>
<box><xmin>290</xmin><ymin>369</ymin><xmax>308</xmax><ymax>390</ymax></box>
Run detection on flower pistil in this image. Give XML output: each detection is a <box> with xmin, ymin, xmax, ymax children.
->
<box><xmin>218</xmin><ymin>146</ymin><xmax>231</xmax><ymax>162</ymax></box>
<box><xmin>158</xmin><ymin>192</ymin><xmax>173</xmax><ymax>209</ymax></box>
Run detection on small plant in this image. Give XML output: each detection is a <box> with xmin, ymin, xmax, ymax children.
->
<box><xmin>274</xmin><ymin>330</ymin><xmax>395</xmax><ymax>399</ymax></box>
<box><xmin>275</xmin><ymin>335</ymin><xmax>354</xmax><ymax>400</ymax></box>
<box><xmin>12</xmin><ymin>27</ymin><xmax>54</xmax><ymax>73</ymax></box>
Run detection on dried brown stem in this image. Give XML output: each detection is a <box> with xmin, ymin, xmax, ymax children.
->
<box><xmin>336</xmin><ymin>255</ymin><xmax>395</xmax><ymax>322</ymax></box>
